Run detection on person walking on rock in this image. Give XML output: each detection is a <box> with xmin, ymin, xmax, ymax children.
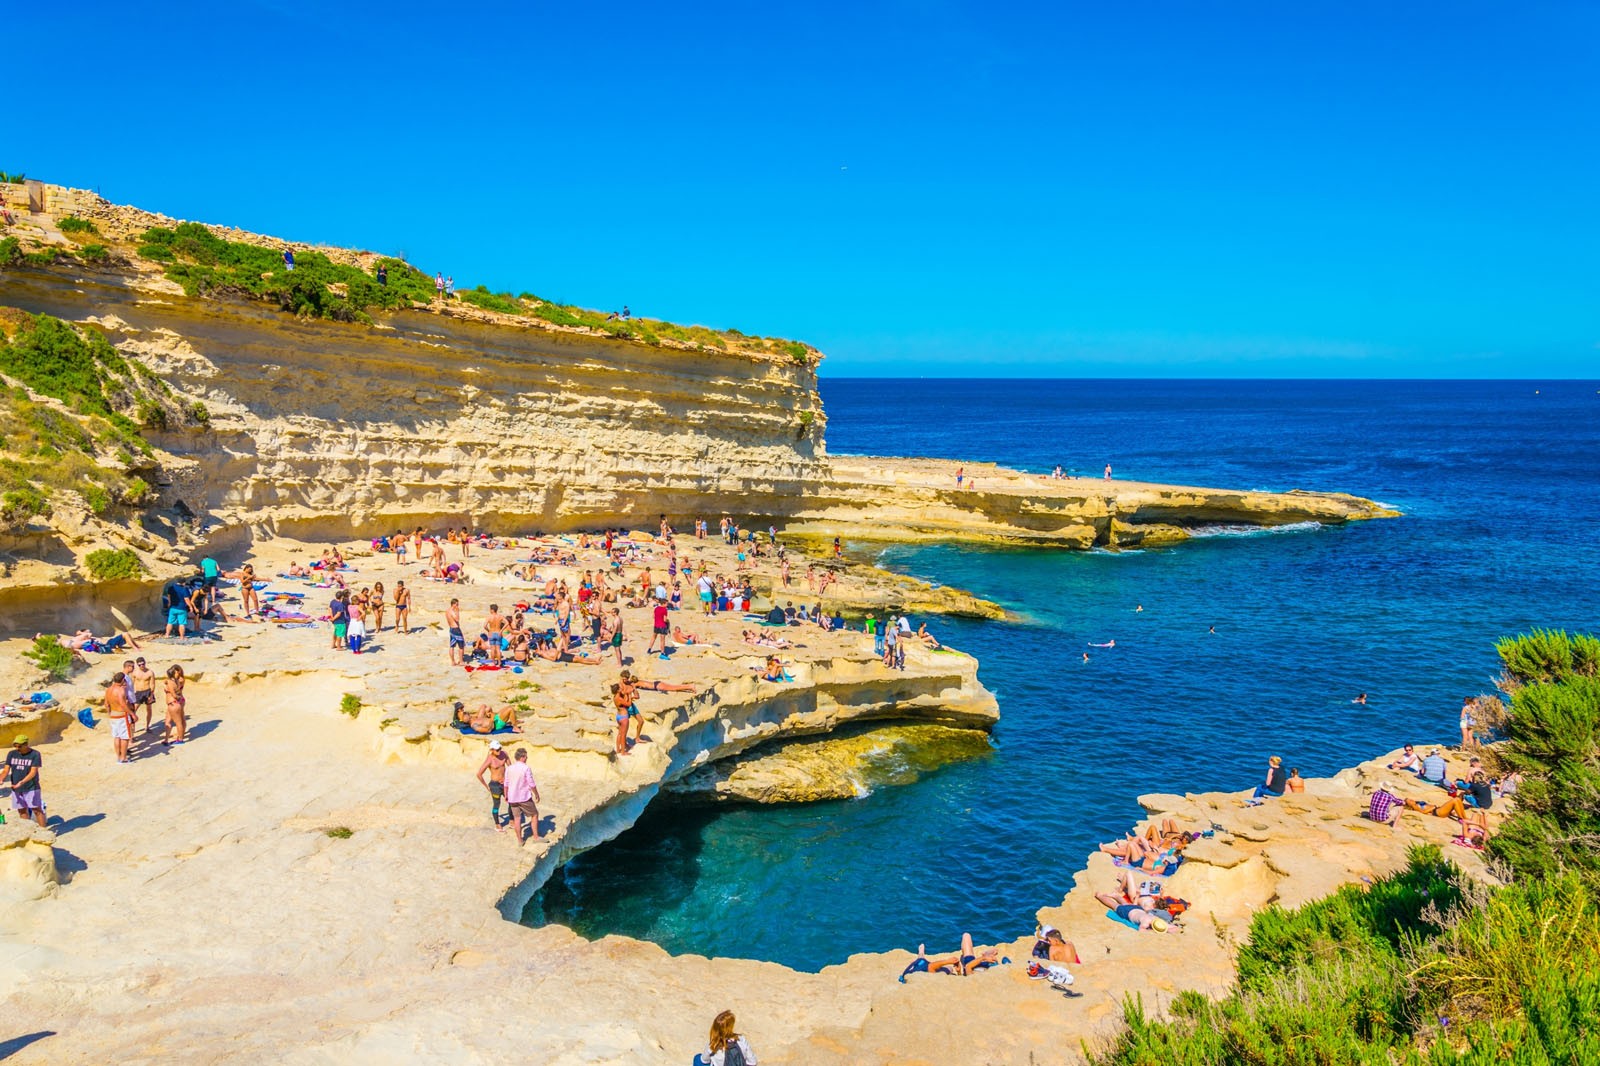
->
<box><xmin>8</xmin><ymin>735</ymin><xmax>46</xmax><ymax>828</ymax></box>
<box><xmin>504</xmin><ymin>747</ymin><xmax>541</xmax><ymax>845</ymax></box>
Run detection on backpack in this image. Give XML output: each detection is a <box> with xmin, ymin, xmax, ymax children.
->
<box><xmin>723</xmin><ymin>1039</ymin><xmax>748</xmax><ymax>1066</ymax></box>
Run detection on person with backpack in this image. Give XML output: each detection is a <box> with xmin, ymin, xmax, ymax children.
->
<box><xmin>695</xmin><ymin>1010</ymin><xmax>755</xmax><ymax>1066</ymax></box>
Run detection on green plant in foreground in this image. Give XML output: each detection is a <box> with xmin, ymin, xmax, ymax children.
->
<box><xmin>84</xmin><ymin>548</ymin><xmax>143</xmax><ymax>581</ymax></box>
<box><xmin>339</xmin><ymin>694</ymin><xmax>362</xmax><ymax>718</ymax></box>
<box><xmin>23</xmin><ymin>635</ymin><xmax>74</xmax><ymax>681</ymax></box>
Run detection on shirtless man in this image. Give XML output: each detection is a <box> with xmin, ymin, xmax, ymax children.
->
<box><xmin>430</xmin><ymin>537</ymin><xmax>447</xmax><ymax>572</ymax></box>
<box><xmin>611</xmin><ymin>670</ymin><xmax>697</xmax><ymax>752</ymax></box>
<box><xmin>600</xmin><ymin>607</ymin><xmax>625</xmax><ymax>666</ymax></box>
<box><xmin>475</xmin><ymin>739</ymin><xmax>510</xmax><ymax>830</ymax></box>
<box><xmin>445</xmin><ymin>597</ymin><xmax>465</xmax><ymax>666</ymax></box>
<box><xmin>394</xmin><ymin>580</ymin><xmax>411</xmax><ymax>635</ymax></box>
<box><xmin>105</xmin><ymin>672</ymin><xmax>134</xmax><ymax>763</ymax></box>
<box><xmin>554</xmin><ymin>590</ymin><xmax>573</xmax><ymax>653</ymax></box>
<box><xmin>485</xmin><ymin>603</ymin><xmax>505</xmax><ymax>665</ymax></box>
<box><xmin>130</xmin><ymin>657</ymin><xmax>158</xmax><ymax>735</ymax></box>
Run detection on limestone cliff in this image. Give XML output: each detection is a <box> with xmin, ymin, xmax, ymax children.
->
<box><xmin>0</xmin><ymin>181</ymin><xmax>1395</xmax><ymax>613</ymax></box>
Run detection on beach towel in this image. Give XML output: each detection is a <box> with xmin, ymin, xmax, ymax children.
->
<box><xmin>1113</xmin><ymin>857</ymin><xmax>1181</xmax><ymax>877</ymax></box>
<box><xmin>1105</xmin><ymin>909</ymin><xmax>1142</xmax><ymax>931</ymax></box>
<box><xmin>278</xmin><ymin>622</ymin><xmax>319</xmax><ymax>630</ymax></box>
<box><xmin>78</xmin><ymin>708</ymin><xmax>97</xmax><ymax>728</ymax></box>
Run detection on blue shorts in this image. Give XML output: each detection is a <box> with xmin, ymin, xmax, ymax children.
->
<box><xmin>168</xmin><ymin>608</ymin><xmax>188</xmax><ymax>626</ymax></box>
<box><xmin>448</xmin><ymin>627</ymin><xmax>465</xmax><ymax>649</ymax></box>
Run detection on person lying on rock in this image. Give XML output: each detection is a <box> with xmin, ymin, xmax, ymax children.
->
<box><xmin>453</xmin><ymin>701</ymin><xmax>521</xmax><ymax>734</ymax></box>
<box><xmin>1094</xmin><ymin>874</ymin><xmax>1183</xmax><ymax>933</ymax></box>
<box><xmin>1404</xmin><ymin>771</ymin><xmax>1494</xmax><ymax>820</ymax></box>
<box><xmin>898</xmin><ymin>933</ymin><xmax>1004</xmax><ymax>981</ymax></box>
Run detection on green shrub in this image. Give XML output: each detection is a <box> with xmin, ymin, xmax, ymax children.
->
<box><xmin>458</xmin><ymin>286</ymin><xmax>524</xmax><ymax>315</ymax></box>
<box><xmin>0</xmin><ymin>171</ymin><xmax>25</xmax><ymax>184</ymax></box>
<box><xmin>325</xmin><ymin>826</ymin><xmax>353</xmax><ymax>839</ymax></box>
<box><xmin>0</xmin><ymin>236</ymin><xmax>21</xmax><ymax>265</ymax></box>
<box><xmin>136</xmin><ymin>398</ymin><xmax>168</xmax><ymax>430</ymax></box>
<box><xmin>785</xmin><ymin>341</ymin><xmax>809</xmax><ymax>363</ymax></box>
<box><xmin>82</xmin><ymin>482</ymin><xmax>111</xmax><ymax>514</ymax></box>
<box><xmin>138</xmin><ymin>243</ymin><xmax>176</xmax><ymax>262</ymax></box>
<box><xmin>22</xmin><ymin>635</ymin><xmax>74</xmax><ymax>681</ymax></box>
<box><xmin>79</xmin><ymin>243</ymin><xmax>109</xmax><ymax>261</ymax></box>
<box><xmin>84</xmin><ymin>547</ymin><xmax>143</xmax><ymax>581</ymax></box>
<box><xmin>0</xmin><ymin>485</ymin><xmax>49</xmax><ymax>523</ymax></box>
<box><xmin>188</xmin><ymin>402</ymin><xmax>210</xmax><ymax>427</ymax></box>
<box><xmin>339</xmin><ymin>694</ymin><xmax>362</xmax><ymax>718</ymax></box>
<box><xmin>57</xmin><ymin>216</ymin><xmax>98</xmax><ymax>236</ymax></box>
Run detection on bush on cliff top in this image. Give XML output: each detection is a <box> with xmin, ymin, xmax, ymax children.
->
<box><xmin>22</xmin><ymin>634</ymin><xmax>75</xmax><ymax>681</ymax></box>
<box><xmin>85</xmin><ymin>547</ymin><xmax>143</xmax><ymax>581</ymax></box>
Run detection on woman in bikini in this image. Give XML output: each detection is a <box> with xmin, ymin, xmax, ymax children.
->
<box><xmin>163</xmin><ymin>664</ymin><xmax>188</xmax><ymax>745</ymax></box>
<box><xmin>370</xmin><ymin>581</ymin><xmax>386</xmax><ymax>633</ymax></box>
<box><xmin>238</xmin><ymin>563</ymin><xmax>260</xmax><ymax>618</ymax></box>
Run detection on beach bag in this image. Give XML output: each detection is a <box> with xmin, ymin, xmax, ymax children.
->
<box><xmin>723</xmin><ymin>1039</ymin><xmax>748</xmax><ymax>1066</ymax></box>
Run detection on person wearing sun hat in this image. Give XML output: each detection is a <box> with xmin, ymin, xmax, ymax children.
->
<box><xmin>8</xmin><ymin>735</ymin><xmax>45</xmax><ymax>827</ymax></box>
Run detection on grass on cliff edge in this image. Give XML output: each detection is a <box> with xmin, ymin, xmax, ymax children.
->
<box><xmin>0</xmin><ymin>310</ymin><xmax>174</xmax><ymax>529</ymax></box>
<box><xmin>130</xmin><ymin>222</ymin><xmax>818</xmax><ymax>359</ymax></box>
<box><xmin>1089</xmin><ymin>630</ymin><xmax>1600</xmax><ymax>1065</ymax></box>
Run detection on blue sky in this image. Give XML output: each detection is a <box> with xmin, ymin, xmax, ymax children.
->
<box><xmin>12</xmin><ymin>2</ymin><xmax>1599</xmax><ymax>377</ymax></box>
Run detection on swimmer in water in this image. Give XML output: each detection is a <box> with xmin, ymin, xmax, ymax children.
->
<box><xmin>1082</xmin><ymin>651</ymin><xmax>1090</xmax><ymax>663</ymax></box>
<box><xmin>1135</xmin><ymin>605</ymin><xmax>1143</xmax><ymax>613</ymax></box>
<box><xmin>1208</xmin><ymin>625</ymin><xmax>1216</xmax><ymax>634</ymax></box>
<box><xmin>1353</xmin><ymin>693</ymin><xmax>1368</xmax><ymax>705</ymax></box>
<box><xmin>1088</xmin><ymin>640</ymin><xmax>1115</xmax><ymax>648</ymax></box>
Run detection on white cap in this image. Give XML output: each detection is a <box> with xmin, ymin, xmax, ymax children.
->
<box><xmin>489</xmin><ymin>740</ymin><xmax>503</xmax><ymax>750</ymax></box>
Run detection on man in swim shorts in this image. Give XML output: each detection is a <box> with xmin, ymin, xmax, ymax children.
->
<box><xmin>130</xmin><ymin>657</ymin><xmax>157</xmax><ymax>736</ymax></box>
<box><xmin>476</xmin><ymin>738</ymin><xmax>509</xmax><ymax>830</ymax></box>
<box><xmin>105</xmin><ymin>672</ymin><xmax>134</xmax><ymax>763</ymax></box>
<box><xmin>446</xmin><ymin>598</ymin><xmax>465</xmax><ymax>666</ymax></box>
<box><xmin>164</xmin><ymin>581</ymin><xmax>189</xmax><ymax>639</ymax></box>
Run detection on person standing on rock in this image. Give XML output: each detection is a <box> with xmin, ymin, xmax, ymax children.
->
<box><xmin>130</xmin><ymin>657</ymin><xmax>158</xmax><ymax>736</ymax></box>
<box><xmin>163</xmin><ymin>664</ymin><xmax>188</xmax><ymax>745</ymax></box>
<box><xmin>376</xmin><ymin>263</ymin><xmax>387</xmax><ymax>287</ymax></box>
<box><xmin>883</xmin><ymin>619</ymin><xmax>900</xmax><ymax>669</ymax></box>
<box><xmin>504</xmin><ymin>747</ymin><xmax>542</xmax><ymax>845</ymax></box>
<box><xmin>394</xmin><ymin>581</ymin><xmax>411</xmax><ymax>635</ymax></box>
<box><xmin>485</xmin><ymin>604</ymin><xmax>505</xmax><ymax>666</ymax></box>
<box><xmin>476</xmin><ymin>739</ymin><xmax>510</xmax><ymax>831</ymax></box>
<box><xmin>8</xmin><ymin>735</ymin><xmax>46</xmax><ymax>828</ymax></box>
<box><xmin>868</xmin><ymin>614</ymin><xmax>882</xmax><ymax>657</ymax></box>
<box><xmin>434</xmin><ymin>272</ymin><xmax>445</xmax><ymax>302</ymax></box>
<box><xmin>283</xmin><ymin>248</ymin><xmax>295</xmax><ymax>271</ymax></box>
<box><xmin>1104</xmin><ymin>463</ymin><xmax>1113</xmax><ymax>480</ymax></box>
<box><xmin>600</xmin><ymin>607</ymin><xmax>625</xmax><ymax>666</ymax></box>
<box><xmin>105</xmin><ymin>672</ymin><xmax>134</xmax><ymax>763</ymax></box>
<box><xmin>445</xmin><ymin>598</ymin><xmax>465</xmax><ymax>666</ymax></box>
<box><xmin>329</xmin><ymin>591</ymin><xmax>349</xmax><ymax>651</ymax></box>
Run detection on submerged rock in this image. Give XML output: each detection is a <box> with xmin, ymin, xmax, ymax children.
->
<box><xmin>666</xmin><ymin>722</ymin><xmax>993</xmax><ymax>804</ymax></box>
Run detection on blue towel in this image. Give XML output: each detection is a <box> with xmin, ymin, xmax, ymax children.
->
<box><xmin>78</xmin><ymin>708</ymin><xmax>98</xmax><ymax>728</ymax></box>
<box><xmin>1106</xmin><ymin>909</ymin><xmax>1142</xmax><ymax>931</ymax></box>
<box><xmin>453</xmin><ymin>722</ymin><xmax>517</xmax><ymax>736</ymax></box>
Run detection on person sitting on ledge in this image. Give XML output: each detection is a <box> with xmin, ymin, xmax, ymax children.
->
<box><xmin>1417</xmin><ymin>749</ymin><xmax>1449</xmax><ymax>786</ymax></box>
<box><xmin>916</xmin><ymin>623</ymin><xmax>942</xmax><ymax>649</ymax></box>
<box><xmin>1387</xmin><ymin>744</ymin><xmax>1420</xmax><ymax>771</ymax></box>
<box><xmin>1032</xmin><ymin>925</ymin><xmax>1081</xmax><ymax>965</ymax></box>
<box><xmin>1366</xmin><ymin>781</ymin><xmax>1403</xmax><ymax>826</ymax></box>
<box><xmin>1245</xmin><ymin>755</ymin><xmax>1289</xmax><ymax>805</ymax></box>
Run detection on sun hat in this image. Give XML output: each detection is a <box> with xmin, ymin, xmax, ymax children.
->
<box><xmin>453</xmin><ymin>701</ymin><xmax>465</xmax><ymax>711</ymax></box>
<box><xmin>489</xmin><ymin>739</ymin><xmax>503</xmax><ymax>750</ymax></box>
<box><xmin>1150</xmin><ymin>918</ymin><xmax>1169</xmax><ymax>932</ymax></box>
<box><xmin>13</xmin><ymin>734</ymin><xmax>27</xmax><ymax>745</ymax></box>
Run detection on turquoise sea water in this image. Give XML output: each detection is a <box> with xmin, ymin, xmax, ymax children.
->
<box><xmin>526</xmin><ymin>379</ymin><xmax>1600</xmax><ymax>971</ymax></box>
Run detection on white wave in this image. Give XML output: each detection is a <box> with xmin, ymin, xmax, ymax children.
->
<box><xmin>1186</xmin><ymin>521</ymin><xmax>1323</xmax><ymax>538</ymax></box>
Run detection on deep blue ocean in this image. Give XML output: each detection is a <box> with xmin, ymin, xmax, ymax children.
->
<box><xmin>526</xmin><ymin>379</ymin><xmax>1600</xmax><ymax>970</ymax></box>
